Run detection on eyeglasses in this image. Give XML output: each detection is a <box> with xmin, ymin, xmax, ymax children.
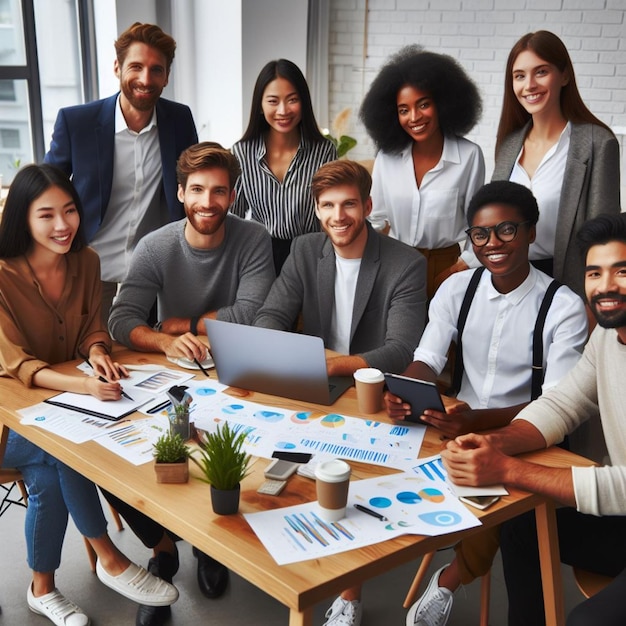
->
<box><xmin>465</xmin><ymin>221</ymin><xmax>532</xmax><ymax>247</ymax></box>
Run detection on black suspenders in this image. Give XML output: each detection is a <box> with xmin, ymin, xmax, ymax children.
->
<box><xmin>448</xmin><ymin>267</ymin><xmax>561</xmax><ymax>402</ymax></box>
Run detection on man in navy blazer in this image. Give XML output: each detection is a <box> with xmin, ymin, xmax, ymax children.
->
<box><xmin>44</xmin><ymin>22</ymin><xmax>198</xmax><ymax>320</ymax></box>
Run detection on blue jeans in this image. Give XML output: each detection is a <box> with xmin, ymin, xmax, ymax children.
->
<box><xmin>2</xmin><ymin>431</ymin><xmax>107</xmax><ymax>572</ymax></box>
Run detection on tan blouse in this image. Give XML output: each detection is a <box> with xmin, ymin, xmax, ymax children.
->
<box><xmin>0</xmin><ymin>247</ymin><xmax>111</xmax><ymax>387</ymax></box>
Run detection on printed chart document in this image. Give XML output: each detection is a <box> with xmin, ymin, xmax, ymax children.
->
<box><xmin>245</xmin><ymin>471</ymin><xmax>481</xmax><ymax>564</ymax></box>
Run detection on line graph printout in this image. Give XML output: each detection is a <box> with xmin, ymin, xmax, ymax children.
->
<box><xmin>193</xmin><ymin>393</ymin><xmax>426</xmax><ymax>470</ymax></box>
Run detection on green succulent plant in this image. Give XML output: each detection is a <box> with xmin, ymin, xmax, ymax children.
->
<box><xmin>153</xmin><ymin>431</ymin><xmax>191</xmax><ymax>464</ymax></box>
<box><xmin>192</xmin><ymin>422</ymin><xmax>251</xmax><ymax>491</ymax></box>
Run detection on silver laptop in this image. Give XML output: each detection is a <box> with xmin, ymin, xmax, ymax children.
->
<box><xmin>204</xmin><ymin>319</ymin><xmax>353</xmax><ymax>405</ymax></box>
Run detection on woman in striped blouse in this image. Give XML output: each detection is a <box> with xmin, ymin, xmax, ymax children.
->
<box><xmin>231</xmin><ymin>59</ymin><xmax>337</xmax><ymax>274</ymax></box>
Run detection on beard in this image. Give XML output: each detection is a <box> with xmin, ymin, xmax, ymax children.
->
<box><xmin>120</xmin><ymin>80</ymin><xmax>162</xmax><ymax>112</ymax></box>
<box><xmin>185</xmin><ymin>207</ymin><xmax>228</xmax><ymax>236</ymax></box>
<box><xmin>589</xmin><ymin>292</ymin><xmax>626</xmax><ymax>329</ymax></box>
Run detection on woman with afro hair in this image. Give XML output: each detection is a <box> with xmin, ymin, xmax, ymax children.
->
<box><xmin>361</xmin><ymin>45</ymin><xmax>485</xmax><ymax>298</ymax></box>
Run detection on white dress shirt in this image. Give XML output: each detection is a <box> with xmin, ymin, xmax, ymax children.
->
<box><xmin>510</xmin><ymin>122</ymin><xmax>571</xmax><ymax>261</ymax></box>
<box><xmin>90</xmin><ymin>96</ymin><xmax>163</xmax><ymax>282</ymax></box>
<box><xmin>413</xmin><ymin>265</ymin><xmax>588</xmax><ymax>409</ymax></box>
<box><xmin>368</xmin><ymin>135</ymin><xmax>485</xmax><ymax>260</ymax></box>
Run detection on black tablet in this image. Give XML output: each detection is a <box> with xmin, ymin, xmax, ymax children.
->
<box><xmin>384</xmin><ymin>373</ymin><xmax>445</xmax><ymax>423</ymax></box>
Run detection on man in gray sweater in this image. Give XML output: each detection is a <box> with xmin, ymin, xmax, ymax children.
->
<box><xmin>107</xmin><ymin>142</ymin><xmax>274</xmax><ymax>626</ymax></box>
<box><xmin>109</xmin><ymin>141</ymin><xmax>274</xmax><ymax>361</ymax></box>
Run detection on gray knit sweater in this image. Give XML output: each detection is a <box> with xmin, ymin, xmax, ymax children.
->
<box><xmin>109</xmin><ymin>214</ymin><xmax>274</xmax><ymax>345</ymax></box>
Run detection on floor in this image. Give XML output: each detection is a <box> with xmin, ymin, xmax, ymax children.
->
<box><xmin>0</xmin><ymin>488</ymin><xmax>585</xmax><ymax>625</ymax></box>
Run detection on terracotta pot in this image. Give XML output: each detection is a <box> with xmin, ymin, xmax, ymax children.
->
<box><xmin>210</xmin><ymin>484</ymin><xmax>240</xmax><ymax>515</ymax></box>
<box><xmin>154</xmin><ymin>459</ymin><xmax>189</xmax><ymax>484</ymax></box>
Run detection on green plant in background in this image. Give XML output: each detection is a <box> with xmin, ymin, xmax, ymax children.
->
<box><xmin>153</xmin><ymin>431</ymin><xmax>191</xmax><ymax>464</ymax></box>
<box><xmin>322</xmin><ymin>107</ymin><xmax>357</xmax><ymax>158</ymax></box>
<box><xmin>192</xmin><ymin>422</ymin><xmax>251</xmax><ymax>491</ymax></box>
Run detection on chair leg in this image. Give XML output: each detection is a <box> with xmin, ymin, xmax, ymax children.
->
<box><xmin>17</xmin><ymin>479</ymin><xmax>28</xmax><ymax>504</ymax></box>
<box><xmin>479</xmin><ymin>569</ymin><xmax>491</xmax><ymax>626</ymax></box>
<box><xmin>108</xmin><ymin>504</ymin><xmax>124</xmax><ymax>532</ymax></box>
<box><xmin>403</xmin><ymin>550</ymin><xmax>436</xmax><ymax>608</ymax></box>
<box><xmin>83</xmin><ymin>537</ymin><xmax>97</xmax><ymax>573</ymax></box>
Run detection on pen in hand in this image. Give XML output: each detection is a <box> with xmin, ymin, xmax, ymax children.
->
<box><xmin>85</xmin><ymin>359</ymin><xmax>134</xmax><ymax>401</ymax></box>
<box><xmin>193</xmin><ymin>357</ymin><xmax>210</xmax><ymax>377</ymax></box>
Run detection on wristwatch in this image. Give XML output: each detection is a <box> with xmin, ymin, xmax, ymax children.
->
<box><xmin>153</xmin><ymin>321</ymin><xmax>163</xmax><ymax>332</ymax></box>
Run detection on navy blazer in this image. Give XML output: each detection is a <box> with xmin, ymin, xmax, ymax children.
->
<box><xmin>44</xmin><ymin>94</ymin><xmax>198</xmax><ymax>242</ymax></box>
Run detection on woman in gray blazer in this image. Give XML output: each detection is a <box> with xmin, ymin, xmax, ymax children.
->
<box><xmin>492</xmin><ymin>30</ymin><xmax>620</xmax><ymax>297</ymax></box>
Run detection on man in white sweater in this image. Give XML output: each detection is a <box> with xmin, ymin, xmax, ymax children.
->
<box><xmin>442</xmin><ymin>212</ymin><xmax>626</xmax><ymax>626</ymax></box>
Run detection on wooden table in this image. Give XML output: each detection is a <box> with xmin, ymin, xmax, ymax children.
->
<box><xmin>0</xmin><ymin>347</ymin><xmax>592</xmax><ymax>625</ymax></box>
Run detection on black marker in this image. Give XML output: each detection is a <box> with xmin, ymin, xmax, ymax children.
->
<box><xmin>354</xmin><ymin>504</ymin><xmax>388</xmax><ymax>521</ymax></box>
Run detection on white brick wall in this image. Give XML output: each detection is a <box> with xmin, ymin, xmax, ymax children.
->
<box><xmin>327</xmin><ymin>0</ymin><xmax>626</xmax><ymax>202</ymax></box>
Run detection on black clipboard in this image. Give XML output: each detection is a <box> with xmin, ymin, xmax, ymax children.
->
<box><xmin>384</xmin><ymin>373</ymin><xmax>445</xmax><ymax>423</ymax></box>
<box><xmin>44</xmin><ymin>395</ymin><xmax>139</xmax><ymax>422</ymax></box>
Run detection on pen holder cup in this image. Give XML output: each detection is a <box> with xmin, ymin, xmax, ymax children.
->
<box><xmin>167</xmin><ymin>405</ymin><xmax>190</xmax><ymax>441</ymax></box>
<box><xmin>315</xmin><ymin>459</ymin><xmax>351</xmax><ymax>522</ymax></box>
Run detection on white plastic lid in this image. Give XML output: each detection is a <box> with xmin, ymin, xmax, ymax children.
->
<box><xmin>315</xmin><ymin>459</ymin><xmax>351</xmax><ymax>482</ymax></box>
<box><xmin>353</xmin><ymin>367</ymin><xmax>385</xmax><ymax>384</ymax></box>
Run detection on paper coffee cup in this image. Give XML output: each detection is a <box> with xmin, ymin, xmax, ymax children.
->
<box><xmin>353</xmin><ymin>368</ymin><xmax>385</xmax><ymax>414</ymax></box>
<box><xmin>315</xmin><ymin>459</ymin><xmax>351</xmax><ymax>522</ymax></box>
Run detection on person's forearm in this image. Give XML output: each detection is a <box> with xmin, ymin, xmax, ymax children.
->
<box><xmin>128</xmin><ymin>325</ymin><xmax>173</xmax><ymax>353</ymax></box>
<box><xmin>33</xmin><ymin>368</ymin><xmax>88</xmax><ymax>395</ymax></box>
<box><xmin>161</xmin><ymin>311</ymin><xmax>216</xmax><ymax>336</ymax></box>
<box><xmin>326</xmin><ymin>354</ymin><xmax>368</xmax><ymax>377</ymax></box>
<box><xmin>501</xmin><ymin>456</ymin><xmax>576</xmax><ymax>507</ymax></box>
<box><xmin>402</xmin><ymin>360</ymin><xmax>437</xmax><ymax>383</ymax></box>
<box><xmin>486</xmin><ymin>419</ymin><xmax>548</xmax><ymax>456</ymax></box>
<box><xmin>470</xmin><ymin>403</ymin><xmax>529</xmax><ymax>431</ymax></box>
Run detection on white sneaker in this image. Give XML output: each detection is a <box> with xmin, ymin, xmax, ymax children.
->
<box><xmin>323</xmin><ymin>596</ymin><xmax>362</xmax><ymax>626</ymax></box>
<box><xmin>27</xmin><ymin>583</ymin><xmax>90</xmax><ymax>626</ymax></box>
<box><xmin>95</xmin><ymin>561</ymin><xmax>179</xmax><ymax>607</ymax></box>
<box><xmin>406</xmin><ymin>565</ymin><xmax>454</xmax><ymax>626</ymax></box>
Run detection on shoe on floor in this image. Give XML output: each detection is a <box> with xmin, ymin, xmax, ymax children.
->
<box><xmin>135</xmin><ymin>551</ymin><xmax>179</xmax><ymax>626</ymax></box>
<box><xmin>192</xmin><ymin>547</ymin><xmax>229</xmax><ymax>599</ymax></box>
<box><xmin>406</xmin><ymin>565</ymin><xmax>454</xmax><ymax>626</ymax></box>
<box><xmin>27</xmin><ymin>583</ymin><xmax>90</xmax><ymax>626</ymax></box>
<box><xmin>96</xmin><ymin>561</ymin><xmax>178</xmax><ymax>607</ymax></box>
<box><xmin>322</xmin><ymin>596</ymin><xmax>362</xmax><ymax>626</ymax></box>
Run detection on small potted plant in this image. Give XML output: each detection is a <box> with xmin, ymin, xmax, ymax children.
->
<box><xmin>192</xmin><ymin>422</ymin><xmax>251</xmax><ymax>515</ymax></box>
<box><xmin>153</xmin><ymin>431</ymin><xmax>191</xmax><ymax>484</ymax></box>
<box><xmin>166</xmin><ymin>385</ymin><xmax>192</xmax><ymax>440</ymax></box>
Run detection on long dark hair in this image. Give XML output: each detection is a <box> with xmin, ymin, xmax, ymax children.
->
<box><xmin>360</xmin><ymin>45</ymin><xmax>482</xmax><ymax>154</ymax></box>
<box><xmin>496</xmin><ymin>30</ymin><xmax>612</xmax><ymax>156</ymax></box>
<box><xmin>0</xmin><ymin>164</ymin><xmax>85</xmax><ymax>258</ymax></box>
<box><xmin>240</xmin><ymin>59</ymin><xmax>326</xmax><ymax>143</ymax></box>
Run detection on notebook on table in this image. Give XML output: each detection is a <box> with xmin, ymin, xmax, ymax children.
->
<box><xmin>204</xmin><ymin>319</ymin><xmax>353</xmax><ymax>405</ymax></box>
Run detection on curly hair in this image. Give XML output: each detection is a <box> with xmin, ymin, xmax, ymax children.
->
<box><xmin>360</xmin><ymin>45</ymin><xmax>482</xmax><ymax>154</ymax></box>
<box><xmin>240</xmin><ymin>59</ymin><xmax>326</xmax><ymax>144</ymax></box>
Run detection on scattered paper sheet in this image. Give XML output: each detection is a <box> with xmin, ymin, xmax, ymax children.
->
<box><xmin>245</xmin><ymin>471</ymin><xmax>481</xmax><ymax>564</ymax></box>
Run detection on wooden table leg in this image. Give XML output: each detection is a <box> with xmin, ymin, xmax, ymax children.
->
<box><xmin>289</xmin><ymin>606</ymin><xmax>313</xmax><ymax>626</ymax></box>
<box><xmin>535</xmin><ymin>500</ymin><xmax>565</xmax><ymax>626</ymax></box>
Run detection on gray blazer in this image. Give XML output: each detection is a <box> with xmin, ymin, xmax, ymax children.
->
<box><xmin>492</xmin><ymin>122</ymin><xmax>621</xmax><ymax>296</ymax></box>
<box><xmin>254</xmin><ymin>223</ymin><xmax>427</xmax><ymax>373</ymax></box>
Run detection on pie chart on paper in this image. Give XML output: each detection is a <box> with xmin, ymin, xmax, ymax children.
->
<box><xmin>320</xmin><ymin>414</ymin><xmax>346</xmax><ymax>428</ymax></box>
